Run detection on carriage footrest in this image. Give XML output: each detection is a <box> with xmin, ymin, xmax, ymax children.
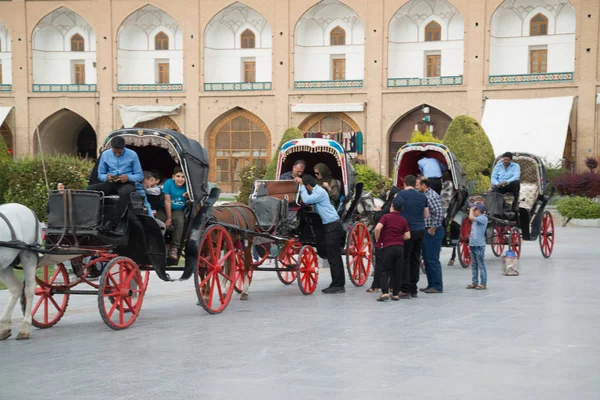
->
<box><xmin>488</xmin><ymin>216</ymin><xmax>517</xmax><ymax>226</ymax></box>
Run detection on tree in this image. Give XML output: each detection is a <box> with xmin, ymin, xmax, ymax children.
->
<box><xmin>263</xmin><ymin>127</ymin><xmax>304</xmax><ymax>180</ymax></box>
<box><xmin>0</xmin><ymin>137</ymin><xmax>11</xmax><ymax>204</ymax></box>
<box><xmin>443</xmin><ymin>115</ymin><xmax>495</xmax><ymax>193</ymax></box>
<box><xmin>408</xmin><ymin>128</ymin><xmax>443</xmax><ymax>144</ymax></box>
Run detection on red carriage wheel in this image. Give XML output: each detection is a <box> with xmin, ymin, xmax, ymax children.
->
<box><xmin>277</xmin><ymin>242</ymin><xmax>300</xmax><ymax>285</ymax></box>
<box><xmin>21</xmin><ymin>264</ymin><xmax>70</xmax><ymax>329</ymax></box>
<box><xmin>345</xmin><ymin>222</ymin><xmax>373</xmax><ymax>287</ymax></box>
<box><xmin>234</xmin><ymin>246</ymin><xmax>253</xmax><ymax>294</ymax></box>
<box><xmin>539</xmin><ymin>211</ymin><xmax>555</xmax><ymax>259</ymax></box>
<box><xmin>510</xmin><ymin>227</ymin><xmax>522</xmax><ymax>259</ymax></box>
<box><xmin>98</xmin><ymin>257</ymin><xmax>146</xmax><ymax>330</ymax></box>
<box><xmin>195</xmin><ymin>225</ymin><xmax>236</xmax><ymax>314</ymax></box>
<box><xmin>491</xmin><ymin>226</ymin><xmax>508</xmax><ymax>257</ymax></box>
<box><xmin>458</xmin><ymin>218</ymin><xmax>472</xmax><ymax>268</ymax></box>
<box><xmin>296</xmin><ymin>246</ymin><xmax>319</xmax><ymax>295</ymax></box>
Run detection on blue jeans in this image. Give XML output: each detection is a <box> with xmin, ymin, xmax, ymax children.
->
<box><xmin>423</xmin><ymin>225</ymin><xmax>444</xmax><ymax>291</ymax></box>
<box><xmin>470</xmin><ymin>246</ymin><xmax>487</xmax><ymax>285</ymax></box>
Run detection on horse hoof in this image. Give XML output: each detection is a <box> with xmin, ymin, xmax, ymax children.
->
<box><xmin>16</xmin><ymin>332</ymin><xmax>30</xmax><ymax>341</ymax></box>
<box><xmin>0</xmin><ymin>331</ymin><xmax>11</xmax><ymax>340</ymax></box>
<box><xmin>240</xmin><ymin>293</ymin><xmax>249</xmax><ymax>301</ymax></box>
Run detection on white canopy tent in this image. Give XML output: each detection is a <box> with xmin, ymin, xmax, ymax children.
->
<box><xmin>481</xmin><ymin>96</ymin><xmax>574</xmax><ymax>164</ymax></box>
<box><xmin>116</xmin><ymin>104</ymin><xmax>182</xmax><ymax>129</ymax></box>
<box><xmin>0</xmin><ymin>106</ymin><xmax>13</xmax><ymax>127</ymax></box>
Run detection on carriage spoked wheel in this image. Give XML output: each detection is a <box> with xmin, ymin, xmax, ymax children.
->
<box><xmin>509</xmin><ymin>227</ymin><xmax>522</xmax><ymax>259</ymax></box>
<box><xmin>21</xmin><ymin>264</ymin><xmax>70</xmax><ymax>329</ymax></box>
<box><xmin>346</xmin><ymin>222</ymin><xmax>373</xmax><ymax>287</ymax></box>
<box><xmin>458</xmin><ymin>218</ymin><xmax>472</xmax><ymax>268</ymax></box>
<box><xmin>539</xmin><ymin>211</ymin><xmax>555</xmax><ymax>258</ymax></box>
<box><xmin>98</xmin><ymin>257</ymin><xmax>146</xmax><ymax>330</ymax></box>
<box><xmin>195</xmin><ymin>225</ymin><xmax>236</xmax><ymax>314</ymax></box>
<box><xmin>296</xmin><ymin>246</ymin><xmax>319</xmax><ymax>295</ymax></box>
<box><xmin>234</xmin><ymin>245</ymin><xmax>253</xmax><ymax>295</ymax></box>
<box><xmin>491</xmin><ymin>226</ymin><xmax>509</xmax><ymax>257</ymax></box>
<box><xmin>277</xmin><ymin>242</ymin><xmax>301</xmax><ymax>285</ymax></box>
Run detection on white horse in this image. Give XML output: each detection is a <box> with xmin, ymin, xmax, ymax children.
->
<box><xmin>0</xmin><ymin>203</ymin><xmax>42</xmax><ymax>340</ymax></box>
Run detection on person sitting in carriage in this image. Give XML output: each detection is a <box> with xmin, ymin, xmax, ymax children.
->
<box><xmin>279</xmin><ymin>159</ymin><xmax>306</xmax><ymax>180</ymax></box>
<box><xmin>87</xmin><ymin>136</ymin><xmax>144</xmax><ymax>234</ymax></box>
<box><xmin>491</xmin><ymin>152</ymin><xmax>521</xmax><ymax>212</ymax></box>
<box><xmin>313</xmin><ymin>163</ymin><xmax>340</xmax><ymax>208</ymax></box>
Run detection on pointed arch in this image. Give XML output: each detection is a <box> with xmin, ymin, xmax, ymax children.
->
<box><xmin>425</xmin><ymin>21</ymin><xmax>441</xmax><ymax>41</ymax></box>
<box><xmin>1</xmin><ymin>122</ymin><xmax>13</xmax><ymax>156</ymax></box>
<box><xmin>298</xmin><ymin>112</ymin><xmax>361</xmax><ymax>133</ymax></box>
<box><xmin>155</xmin><ymin>31</ymin><xmax>169</xmax><ymax>50</ymax></box>
<box><xmin>330</xmin><ymin>26</ymin><xmax>346</xmax><ymax>45</ymax></box>
<box><xmin>241</xmin><ymin>29</ymin><xmax>255</xmax><ymax>48</ymax></box>
<box><xmin>530</xmin><ymin>13</ymin><xmax>549</xmax><ymax>36</ymax></box>
<box><xmin>206</xmin><ymin>108</ymin><xmax>271</xmax><ymax>192</ymax></box>
<box><xmin>35</xmin><ymin>108</ymin><xmax>97</xmax><ymax>157</ymax></box>
<box><xmin>71</xmin><ymin>33</ymin><xmax>84</xmax><ymax>51</ymax></box>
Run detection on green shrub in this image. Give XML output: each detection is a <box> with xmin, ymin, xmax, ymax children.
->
<box><xmin>4</xmin><ymin>155</ymin><xmax>94</xmax><ymax>220</ymax></box>
<box><xmin>0</xmin><ymin>137</ymin><xmax>11</xmax><ymax>204</ymax></box>
<box><xmin>355</xmin><ymin>164</ymin><xmax>392</xmax><ymax>198</ymax></box>
<box><xmin>236</xmin><ymin>163</ymin><xmax>267</xmax><ymax>204</ymax></box>
<box><xmin>556</xmin><ymin>196</ymin><xmax>600</xmax><ymax>226</ymax></box>
<box><xmin>408</xmin><ymin>128</ymin><xmax>443</xmax><ymax>144</ymax></box>
<box><xmin>264</xmin><ymin>127</ymin><xmax>304</xmax><ymax>180</ymax></box>
<box><xmin>444</xmin><ymin>115</ymin><xmax>495</xmax><ymax>194</ymax></box>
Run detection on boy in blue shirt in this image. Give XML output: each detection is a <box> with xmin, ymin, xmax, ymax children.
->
<box><xmin>467</xmin><ymin>203</ymin><xmax>488</xmax><ymax>290</ymax></box>
<box><xmin>161</xmin><ymin>167</ymin><xmax>188</xmax><ymax>259</ymax></box>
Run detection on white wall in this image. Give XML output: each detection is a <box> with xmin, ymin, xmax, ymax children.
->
<box><xmin>205</xmin><ymin>48</ymin><xmax>271</xmax><ymax>82</ymax></box>
<box><xmin>489</xmin><ymin>34</ymin><xmax>575</xmax><ymax>75</ymax></box>
<box><xmin>32</xmin><ymin>50</ymin><xmax>97</xmax><ymax>84</ymax></box>
<box><xmin>388</xmin><ymin>41</ymin><xmax>464</xmax><ymax>78</ymax></box>
<box><xmin>294</xmin><ymin>45</ymin><xmax>364</xmax><ymax>81</ymax></box>
<box><xmin>0</xmin><ymin>53</ymin><xmax>12</xmax><ymax>84</ymax></box>
<box><xmin>117</xmin><ymin>50</ymin><xmax>183</xmax><ymax>84</ymax></box>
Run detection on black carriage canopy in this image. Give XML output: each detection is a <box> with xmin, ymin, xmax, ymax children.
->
<box><xmin>279</xmin><ymin>143</ymin><xmax>356</xmax><ymax>199</ymax></box>
<box><xmin>91</xmin><ymin>129</ymin><xmax>210</xmax><ymax>202</ymax></box>
<box><xmin>395</xmin><ymin>143</ymin><xmax>466</xmax><ymax>190</ymax></box>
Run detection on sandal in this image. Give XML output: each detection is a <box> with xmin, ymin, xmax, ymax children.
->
<box><xmin>476</xmin><ymin>284</ymin><xmax>487</xmax><ymax>290</ymax></box>
<box><xmin>366</xmin><ymin>288</ymin><xmax>380</xmax><ymax>293</ymax></box>
<box><xmin>391</xmin><ymin>295</ymin><xmax>400</xmax><ymax>301</ymax></box>
<box><xmin>466</xmin><ymin>283</ymin><xmax>478</xmax><ymax>289</ymax></box>
<box><xmin>377</xmin><ymin>294</ymin><xmax>390</xmax><ymax>302</ymax></box>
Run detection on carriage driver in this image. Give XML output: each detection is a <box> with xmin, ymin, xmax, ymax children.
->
<box><xmin>87</xmin><ymin>136</ymin><xmax>144</xmax><ymax>234</ymax></box>
<box><xmin>491</xmin><ymin>152</ymin><xmax>521</xmax><ymax>212</ymax></box>
<box><xmin>294</xmin><ymin>175</ymin><xmax>346</xmax><ymax>294</ymax></box>
<box><xmin>280</xmin><ymin>160</ymin><xmax>306</xmax><ymax>180</ymax></box>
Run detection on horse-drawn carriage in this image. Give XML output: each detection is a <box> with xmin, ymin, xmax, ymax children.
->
<box><xmin>393</xmin><ymin>142</ymin><xmax>470</xmax><ymax>251</ymax></box>
<box><xmin>223</xmin><ymin>138</ymin><xmax>373</xmax><ymax>297</ymax></box>
<box><xmin>4</xmin><ymin>128</ymin><xmax>240</xmax><ymax>331</ymax></box>
<box><xmin>457</xmin><ymin>152</ymin><xmax>555</xmax><ymax>267</ymax></box>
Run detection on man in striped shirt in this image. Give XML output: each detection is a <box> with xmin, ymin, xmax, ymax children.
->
<box><xmin>417</xmin><ymin>177</ymin><xmax>445</xmax><ymax>294</ymax></box>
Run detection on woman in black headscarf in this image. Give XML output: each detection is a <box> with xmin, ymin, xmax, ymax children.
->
<box><xmin>313</xmin><ymin>163</ymin><xmax>340</xmax><ymax>208</ymax></box>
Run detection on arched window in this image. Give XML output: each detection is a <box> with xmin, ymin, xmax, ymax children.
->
<box><xmin>425</xmin><ymin>21</ymin><xmax>442</xmax><ymax>41</ymax></box>
<box><xmin>155</xmin><ymin>31</ymin><xmax>169</xmax><ymax>50</ymax></box>
<box><xmin>330</xmin><ymin>26</ymin><xmax>346</xmax><ymax>46</ymax></box>
<box><xmin>241</xmin><ymin>29</ymin><xmax>256</xmax><ymax>49</ymax></box>
<box><xmin>71</xmin><ymin>34</ymin><xmax>84</xmax><ymax>51</ymax></box>
<box><xmin>530</xmin><ymin>13</ymin><xmax>549</xmax><ymax>36</ymax></box>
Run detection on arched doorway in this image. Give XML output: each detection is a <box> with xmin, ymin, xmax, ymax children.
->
<box><xmin>388</xmin><ymin>105</ymin><xmax>452</xmax><ymax>174</ymax></box>
<box><xmin>134</xmin><ymin>116</ymin><xmax>180</xmax><ymax>132</ymax></box>
<box><xmin>298</xmin><ymin>112</ymin><xmax>363</xmax><ymax>156</ymax></box>
<box><xmin>35</xmin><ymin>109</ymin><xmax>97</xmax><ymax>157</ymax></box>
<box><xmin>1</xmin><ymin>123</ymin><xmax>12</xmax><ymax>155</ymax></box>
<box><xmin>208</xmin><ymin>109</ymin><xmax>271</xmax><ymax>192</ymax></box>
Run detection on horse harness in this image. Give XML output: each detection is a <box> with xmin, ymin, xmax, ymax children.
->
<box><xmin>0</xmin><ymin>210</ymin><xmax>41</xmax><ymax>267</ymax></box>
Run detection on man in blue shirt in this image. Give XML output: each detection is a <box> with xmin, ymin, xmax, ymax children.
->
<box><xmin>87</xmin><ymin>136</ymin><xmax>144</xmax><ymax>232</ymax></box>
<box><xmin>295</xmin><ymin>174</ymin><xmax>346</xmax><ymax>294</ymax></box>
<box><xmin>418</xmin><ymin>155</ymin><xmax>445</xmax><ymax>195</ymax></box>
<box><xmin>491</xmin><ymin>152</ymin><xmax>521</xmax><ymax>211</ymax></box>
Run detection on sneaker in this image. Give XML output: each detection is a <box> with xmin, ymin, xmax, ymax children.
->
<box><xmin>423</xmin><ymin>288</ymin><xmax>443</xmax><ymax>294</ymax></box>
<box><xmin>321</xmin><ymin>286</ymin><xmax>345</xmax><ymax>294</ymax></box>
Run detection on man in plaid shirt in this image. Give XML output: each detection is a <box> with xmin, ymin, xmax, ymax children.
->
<box><xmin>418</xmin><ymin>177</ymin><xmax>445</xmax><ymax>293</ymax></box>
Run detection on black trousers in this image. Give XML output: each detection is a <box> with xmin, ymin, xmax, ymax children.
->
<box><xmin>324</xmin><ymin>221</ymin><xmax>346</xmax><ymax>287</ymax></box>
<box><xmin>379</xmin><ymin>245</ymin><xmax>404</xmax><ymax>295</ymax></box>
<box><xmin>371</xmin><ymin>248</ymin><xmax>382</xmax><ymax>289</ymax></box>
<box><xmin>400</xmin><ymin>230</ymin><xmax>425</xmax><ymax>294</ymax></box>
<box><xmin>493</xmin><ymin>181</ymin><xmax>520</xmax><ymax>210</ymax></box>
<box><xmin>428</xmin><ymin>178</ymin><xmax>442</xmax><ymax>195</ymax></box>
<box><xmin>87</xmin><ymin>182</ymin><xmax>135</xmax><ymax>225</ymax></box>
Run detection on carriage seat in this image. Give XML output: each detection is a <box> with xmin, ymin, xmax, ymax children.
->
<box><xmin>249</xmin><ymin>196</ymin><xmax>288</xmax><ymax>232</ymax></box>
<box><xmin>503</xmin><ymin>183</ymin><xmax>539</xmax><ymax>211</ymax></box>
<box><xmin>440</xmin><ymin>182</ymin><xmax>454</xmax><ymax>211</ymax></box>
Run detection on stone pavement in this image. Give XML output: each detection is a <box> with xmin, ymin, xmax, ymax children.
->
<box><xmin>0</xmin><ymin>226</ymin><xmax>599</xmax><ymax>400</ymax></box>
